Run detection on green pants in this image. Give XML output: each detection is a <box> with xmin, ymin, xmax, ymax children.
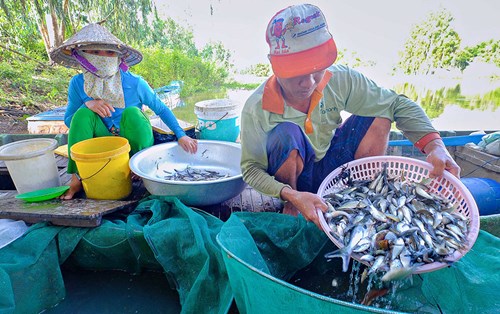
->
<box><xmin>66</xmin><ymin>107</ymin><xmax>154</xmax><ymax>174</ymax></box>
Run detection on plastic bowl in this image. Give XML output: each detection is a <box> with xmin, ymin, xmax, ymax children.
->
<box><xmin>15</xmin><ymin>185</ymin><xmax>70</xmax><ymax>202</ymax></box>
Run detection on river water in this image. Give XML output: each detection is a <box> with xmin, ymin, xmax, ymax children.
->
<box><xmin>227</xmin><ymin>73</ymin><xmax>500</xmax><ymax>132</ymax></box>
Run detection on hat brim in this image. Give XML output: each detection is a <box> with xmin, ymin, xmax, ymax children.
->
<box><xmin>270</xmin><ymin>38</ymin><xmax>337</xmax><ymax>78</ymax></box>
<box><xmin>49</xmin><ymin>24</ymin><xmax>143</xmax><ymax>68</ymax></box>
<box><xmin>50</xmin><ymin>42</ymin><xmax>143</xmax><ymax>69</ymax></box>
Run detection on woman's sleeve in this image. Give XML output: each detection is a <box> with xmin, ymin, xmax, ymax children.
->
<box><xmin>64</xmin><ymin>75</ymin><xmax>88</xmax><ymax>128</ymax></box>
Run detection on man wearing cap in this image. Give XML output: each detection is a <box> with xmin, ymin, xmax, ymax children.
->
<box><xmin>50</xmin><ymin>23</ymin><xmax>198</xmax><ymax>199</ymax></box>
<box><xmin>240</xmin><ymin>4</ymin><xmax>460</xmax><ymax>227</ymax></box>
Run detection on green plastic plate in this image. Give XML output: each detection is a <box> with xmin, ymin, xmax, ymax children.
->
<box><xmin>15</xmin><ymin>185</ymin><xmax>70</xmax><ymax>202</ymax></box>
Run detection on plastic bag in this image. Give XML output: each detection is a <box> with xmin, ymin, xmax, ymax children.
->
<box><xmin>466</xmin><ymin>131</ymin><xmax>500</xmax><ymax>156</ymax></box>
<box><xmin>480</xmin><ymin>131</ymin><xmax>500</xmax><ymax>145</ymax></box>
<box><xmin>478</xmin><ymin>131</ymin><xmax>500</xmax><ymax>156</ymax></box>
<box><xmin>0</xmin><ymin>218</ymin><xmax>29</xmax><ymax>249</ymax></box>
<box><xmin>485</xmin><ymin>140</ymin><xmax>500</xmax><ymax>156</ymax></box>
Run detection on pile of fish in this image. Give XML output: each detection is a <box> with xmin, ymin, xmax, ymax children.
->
<box><xmin>322</xmin><ymin>163</ymin><xmax>470</xmax><ymax>281</ymax></box>
<box><xmin>155</xmin><ymin>165</ymin><xmax>229</xmax><ymax>182</ymax></box>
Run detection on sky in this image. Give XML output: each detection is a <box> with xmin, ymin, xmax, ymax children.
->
<box><xmin>154</xmin><ymin>0</ymin><xmax>500</xmax><ymax>73</ymax></box>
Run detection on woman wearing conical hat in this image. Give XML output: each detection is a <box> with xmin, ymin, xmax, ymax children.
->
<box><xmin>50</xmin><ymin>23</ymin><xmax>198</xmax><ymax>200</ymax></box>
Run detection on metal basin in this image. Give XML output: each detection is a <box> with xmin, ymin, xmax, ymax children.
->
<box><xmin>129</xmin><ymin>140</ymin><xmax>246</xmax><ymax>206</ymax></box>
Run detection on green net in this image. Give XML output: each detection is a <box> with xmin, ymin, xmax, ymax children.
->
<box><xmin>0</xmin><ymin>196</ymin><xmax>231</xmax><ymax>314</ymax></box>
<box><xmin>1</xmin><ymin>198</ymin><xmax>499</xmax><ymax>314</ymax></box>
<box><xmin>480</xmin><ymin>214</ymin><xmax>500</xmax><ymax>237</ymax></box>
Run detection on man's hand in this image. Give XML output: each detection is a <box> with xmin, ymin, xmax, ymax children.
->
<box><xmin>280</xmin><ymin>186</ymin><xmax>328</xmax><ymax>229</ymax></box>
<box><xmin>424</xmin><ymin>139</ymin><xmax>461</xmax><ymax>178</ymax></box>
<box><xmin>85</xmin><ymin>99</ymin><xmax>115</xmax><ymax>118</ymax></box>
<box><xmin>178</xmin><ymin>136</ymin><xmax>198</xmax><ymax>154</ymax></box>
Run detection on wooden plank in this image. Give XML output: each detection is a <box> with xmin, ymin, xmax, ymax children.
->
<box><xmin>263</xmin><ymin>194</ymin><xmax>283</xmax><ymax>212</ymax></box>
<box><xmin>239</xmin><ymin>186</ymin><xmax>255</xmax><ymax>212</ymax></box>
<box><xmin>198</xmin><ymin>186</ymin><xmax>282</xmax><ymax>221</ymax></box>
<box><xmin>0</xmin><ymin>193</ymin><xmax>138</xmax><ymax>227</ymax></box>
<box><xmin>455</xmin><ymin>146</ymin><xmax>500</xmax><ymax>169</ymax></box>
<box><xmin>0</xmin><ymin>180</ymin><xmax>148</xmax><ymax>227</ymax></box>
<box><xmin>272</xmin><ymin>196</ymin><xmax>284</xmax><ymax>212</ymax></box>
<box><xmin>455</xmin><ymin>146</ymin><xmax>500</xmax><ymax>181</ymax></box>
<box><xmin>248</xmin><ymin>188</ymin><xmax>264</xmax><ymax>212</ymax></box>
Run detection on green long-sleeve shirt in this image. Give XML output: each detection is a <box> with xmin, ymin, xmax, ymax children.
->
<box><xmin>240</xmin><ymin>64</ymin><xmax>438</xmax><ymax>199</ymax></box>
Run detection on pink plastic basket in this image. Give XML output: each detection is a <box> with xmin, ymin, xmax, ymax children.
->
<box><xmin>316</xmin><ymin>156</ymin><xmax>480</xmax><ymax>274</ymax></box>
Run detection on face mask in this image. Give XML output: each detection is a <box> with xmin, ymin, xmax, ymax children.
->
<box><xmin>77</xmin><ymin>50</ymin><xmax>125</xmax><ymax>108</ymax></box>
<box><xmin>77</xmin><ymin>51</ymin><xmax>120</xmax><ymax>78</ymax></box>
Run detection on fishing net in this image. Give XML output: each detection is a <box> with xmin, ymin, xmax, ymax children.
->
<box><xmin>0</xmin><ymin>197</ymin><xmax>499</xmax><ymax>314</ymax></box>
<box><xmin>0</xmin><ymin>196</ymin><xmax>231</xmax><ymax>314</ymax></box>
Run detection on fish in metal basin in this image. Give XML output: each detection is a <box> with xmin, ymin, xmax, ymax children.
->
<box><xmin>155</xmin><ymin>164</ymin><xmax>229</xmax><ymax>181</ymax></box>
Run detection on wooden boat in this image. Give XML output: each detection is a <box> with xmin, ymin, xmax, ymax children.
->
<box><xmin>0</xmin><ymin>131</ymin><xmax>498</xmax><ymax>225</ymax></box>
<box><xmin>0</xmin><ymin>131</ymin><xmax>498</xmax><ymax>314</ymax></box>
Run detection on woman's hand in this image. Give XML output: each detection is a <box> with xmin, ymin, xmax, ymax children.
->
<box><xmin>178</xmin><ymin>136</ymin><xmax>198</xmax><ymax>154</ymax></box>
<box><xmin>85</xmin><ymin>99</ymin><xmax>115</xmax><ymax>118</ymax></box>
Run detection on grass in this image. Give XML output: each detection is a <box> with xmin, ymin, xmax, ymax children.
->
<box><xmin>172</xmin><ymin>90</ymin><xmax>228</xmax><ymax>125</ymax></box>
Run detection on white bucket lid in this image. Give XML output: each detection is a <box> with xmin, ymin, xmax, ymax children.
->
<box><xmin>0</xmin><ymin>138</ymin><xmax>58</xmax><ymax>161</ymax></box>
<box><xmin>194</xmin><ymin>99</ymin><xmax>240</xmax><ymax>112</ymax></box>
<box><xmin>194</xmin><ymin>98</ymin><xmax>241</xmax><ymax>120</ymax></box>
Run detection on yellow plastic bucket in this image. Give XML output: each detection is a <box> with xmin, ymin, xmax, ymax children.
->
<box><xmin>70</xmin><ymin>137</ymin><xmax>132</xmax><ymax>200</ymax></box>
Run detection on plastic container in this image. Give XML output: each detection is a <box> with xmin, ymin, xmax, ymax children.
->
<box><xmin>217</xmin><ymin>224</ymin><xmax>395</xmax><ymax>314</ymax></box>
<box><xmin>194</xmin><ymin>99</ymin><xmax>240</xmax><ymax>142</ymax></box>
<box><xmin>71</xmin><ymin>137</ymin><xmax>132</xmax><ymax>200</ymax></box>
<box><xmin>461</xmin><ymin>177</ymin><xmax>500</xmax><ymax>216</ymax></box>
<box><xmin>0</xmin><ymin>138</ymin><xmax>61</xmax><ymax>194</ymax></box>
<box><xmin>0</xmin><ymin>219</ymin><xmax>29</xmax><ymax>249</ymax></box>
<box><xmin>316</xmin><ymin>156</ymin><xmax>480</xmax><ymax>274</ymax></box>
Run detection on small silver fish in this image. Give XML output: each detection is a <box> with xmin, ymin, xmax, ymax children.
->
<box><xmin>325</xmin><ymin>225</ymin><xmax>368</xmax><ymax>272</ymax></box>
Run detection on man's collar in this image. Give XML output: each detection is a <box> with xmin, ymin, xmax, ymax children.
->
<box><xmin>262</xmin><ymin>70</ymin><xmax>332</xmax><ymax>114</ymax></box>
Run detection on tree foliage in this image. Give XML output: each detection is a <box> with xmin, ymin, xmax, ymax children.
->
<box><xmin>0</xmin><ymin>0</ymin><xmax>234</xmax><ymax>111</ymax></box>
<box><xmin>242</xmin><ymin>63</ymin><xmax>271</xmax><ymax>77</ymax></box>
<box><xmin>0</xmin><ymin>0</ymin><xmax>231</xmax><ymax>68</ymax></box>
<box><xmin>397</xmin><ymin>9</ymin><xmax>460</xmax><ymax>75</ymax></box>
<box><xmin>133</xmin><ymin>47</ymin><xmax>228</xmax><ymax>96</ymax></box>
<box><xmin>397</xmin><ymin>8</ymin><xmax>500</xmax><ymax>74</ymax></box>
<box><xmin>336</xmin><ymin>49</ymin><xmax>376</xmax><ymax>69</ymax></box>
<box><xmin>0</xmin><ymin>0</ymin><xmax>232</xmax><ymax>77</ymax></box>
<box><xmin>453</xmin><ymin>39</ymin><xmax>500</xmax><ymax>72</ymax></box>
<box><xmin>0</xmin><ymin>0</ymin><xmax>155</xmax><ymax>60</ymax></box>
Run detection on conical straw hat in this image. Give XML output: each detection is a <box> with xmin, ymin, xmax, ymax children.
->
<box><xmin>50</xmin><ymin>23</ymin><xmax>143</xmax><ymax>68</ymax></box>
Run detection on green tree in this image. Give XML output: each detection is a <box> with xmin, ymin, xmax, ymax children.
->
<box><xmin>336</xmin><ymin>49</ymin><xmax>376</xmax><ymax>68</ymax></box>
<box><xmin>0</xmin><ymin>0</ymin><xmax>154</xmax><ymax>61</ymax></box>
<box><xmin>397</xmin><ymin>9</ymin><xmax>460</xmax><ymax>75</ymax></box>
<box><xmin>454</xmin><ymin>39</ymin><xmax>500</xmax><ymax>72</ymax></box>
<box><xmin>1</xmin><ymin>1</ymin><xmax>232</xmax><ymax>72</ymax></box>
<box><xmin>140</xmin><ymin>16</ymin><xmax>232</xmax><ymax>76</ymax></box>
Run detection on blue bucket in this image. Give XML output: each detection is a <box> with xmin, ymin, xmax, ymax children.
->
<box><xmin>461</xmin><ymin>177</ymin><xmax>500</xmax><ymax>216</ymax></box>
<box><xmin>195</xmin><ymin>99</ymin><xmax>240</xmax><ymax>142</ymax></box>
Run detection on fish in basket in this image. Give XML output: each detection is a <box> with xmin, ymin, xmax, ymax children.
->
<box><xmin>316</xmin><ymin>156</ymin><xmax>480</xmax><ymax>281</ymax></box>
